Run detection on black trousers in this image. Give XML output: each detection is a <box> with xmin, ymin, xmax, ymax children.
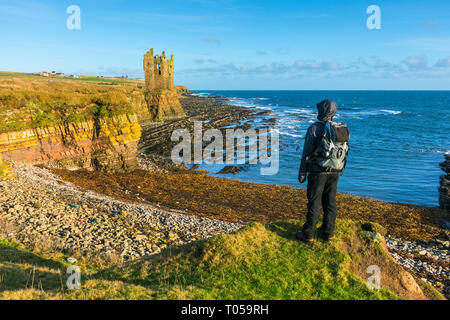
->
<box><xmin>301</xmin><ymin>173</ymin><xmax>339</xmax><ymax>239</ymax></box>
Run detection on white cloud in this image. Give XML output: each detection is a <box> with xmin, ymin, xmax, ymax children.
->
<box><xmin>179</xmin><ymin>54</ymin><xmax>450</xmax><ymax>79</ymax></box>
<box><xmin>403</xmin><ymin>54</ymin><xmax>428</xmax><ymax>69</ymax></box>
<box><xmin>202</xmin><ymin>36</ymin><xmax>221</xmax><ymax>44</ymax></box>
<box><xmin>434</xmin><ymin>57</ymin><xmax>450</xmax><ymax>68</ymax></box>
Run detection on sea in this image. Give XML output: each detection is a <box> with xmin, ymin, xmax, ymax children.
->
<box><xmin>191</xmin><ymin>90</ymin><xmax>450</xmax><ymax>207</ymax></box>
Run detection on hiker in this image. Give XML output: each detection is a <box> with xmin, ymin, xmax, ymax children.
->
<box><xmin>296</xmin><ymin>99</ymin><xmax>350</xmax><ymax>242</ymax></box>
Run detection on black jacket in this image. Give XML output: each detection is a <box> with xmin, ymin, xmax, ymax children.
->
<box><xmin>299</xmin><ymin>100</ymin><xmax>338</xmax><ymax>174</ymax></box>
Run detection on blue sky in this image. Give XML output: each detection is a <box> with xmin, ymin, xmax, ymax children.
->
<box><xmin>1</xmin><ymin>0</ymin><xmax>449</xmax><ymax>89</ymax></box>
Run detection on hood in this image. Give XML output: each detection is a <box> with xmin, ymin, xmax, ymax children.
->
<box><xmin>316</xmin><ymin>99</ymin><xmax>337</xmax><ymax>121</ymax></box>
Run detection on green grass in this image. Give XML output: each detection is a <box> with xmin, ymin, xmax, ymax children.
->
<box><xmin>0</xmin><ymin>71</ymin><xmax>143</xmax><ymax>85</ymax></box>
<box><xmin>62</xmin><ymin>77</ymin><xmax>141</xmax><ymax>85</ymax></box>
<box><xmin>100</xmin><ymin>220</ymin><xmax>399</xmax><ymax>300</ymax></box>
<box><xmin>1</xmin><ymin>219</ymin><xmax>425</xmax><ymax>300</ymax></box>
<box><xmin>0</xmin><ymin>76</ymin><xmax>144</xmax><ymax>133</ymax></box>
<box><xmin>0</xmin><ymin>72</ymin><xmax>32</xmax><ymax>78</ymax></box>
<box><xmin>0</xmin><ymin>158</ymin><xmax>12</xmax><ymax>179</ymax></box>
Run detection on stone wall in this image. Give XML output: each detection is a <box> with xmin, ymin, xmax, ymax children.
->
<box><xmin>439</xmin><ymin>155</ymin><xmax>450</xmax><ymax>210</ymax></box>
<box><xmin>143</xmin><ymin>49</ymin><xmax>174</xmax><ymax>91</ymax></box>
<box><xmin>0</xmin><ymin>114</ymin><xmax>141</xmax><ymax>171</ymax></box>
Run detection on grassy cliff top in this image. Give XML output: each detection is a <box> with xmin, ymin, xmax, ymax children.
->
<box><xmin>0</xmin><ymin>219</ymin><xmax>444</xmax><ymax>300</ymax></box>
<box><xmin>0</xmin><ymin>75</ymin><xmax>146</xmax><ymax>133</ymax></box>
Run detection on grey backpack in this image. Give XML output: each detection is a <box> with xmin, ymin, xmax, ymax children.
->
<box><xmin>312</xmin><ymin>121</ymin><xmax>349</xmax><ymax>173</ymax></box>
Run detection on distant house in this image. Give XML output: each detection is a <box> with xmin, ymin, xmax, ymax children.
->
<box><xmin>39</xmin><ymin>72</ymin><xmax>49</xmax><ymax>77</ymax></box>
<box><xmin>70</xmin><ymin>75</ymin><xmax>80</xmax><ymax>78</ymax></box>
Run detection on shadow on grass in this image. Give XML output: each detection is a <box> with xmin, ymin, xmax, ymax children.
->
<box><xmin>263</xmin><ymin>220</ymin><xmax>301</xmax><ymax>240</ymax></box>
<box><xmin>0</xmin><ymin>243</ymin><xmax>67</xmax><ymax>293</ymax></box>
<box><xmin>0</xmin><ymin>243</ymin><xmax>65</xmax><ymax>269</ymax></box>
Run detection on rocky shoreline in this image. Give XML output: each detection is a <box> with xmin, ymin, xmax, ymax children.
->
<box><xmin>0</xmin><ymin>162</ymin><xmax>241</xmax><ymax>263</ymax></box>
<box><xmin>386</xmin><ymin>236</ymin><xmax>449</xmax><ymax>297</ymax></box>
<box><xmin>138</xmin><ymin>95</ymin><xmax>256</xmax><ymax>159</ymax></box>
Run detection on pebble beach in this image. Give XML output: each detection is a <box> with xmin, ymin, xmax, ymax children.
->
<box><xmin>0</xmin><ymin>162</ymin><xmax>241</xmax><ymax>263</ymax></box>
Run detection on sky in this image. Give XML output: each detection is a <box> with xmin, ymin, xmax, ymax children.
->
<box><xmin>0</xmin><ymin>0</ymin><xmax>449</xmax><ymax>90</ymax></box>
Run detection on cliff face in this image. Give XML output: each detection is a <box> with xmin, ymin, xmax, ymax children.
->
<box><xmin>145</xmin><ymin>89</ymin><xmax>185</xmax><ymax>121</ymax></box>
<box><xmin>0</xmin><ymin>114</ymin><xmax>141</xmax><ymax>171</ymax></box>
<box><xmin>175</xmin><ymin>85</ymin><xmax>191</xmax><ymax>95</ymax></box>
<box><xmin>439</xmin><ymin>155</ymin><xmax>450</xmax><ymax>210</ymax></box>
<box><xmin>0</xmin><ymin>63</ymin><xmax>186</xmax><ymax>171</ymax></box>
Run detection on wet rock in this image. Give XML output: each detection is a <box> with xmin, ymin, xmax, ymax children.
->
<box><xmin>217</xmin><ymin>165</ymin><xmax>247</xmax><ymax>175</ymax></box>
<box><xmin>361</xmin><ymin>230</ymin><xmax>382</xmax><ymax>243</ymax></box>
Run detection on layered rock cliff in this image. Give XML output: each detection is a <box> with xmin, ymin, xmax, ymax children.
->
<box><xmin>145</xmin><ymin>88</ymin><xmax>185</xmax><ymax>121</ymax></box>
<box><xmin>0</xmin><ymin>59</ymin><xmax>186</xmax><ymax>171</ymax></box>
<box><xmin>175</xmin><ymin>85</ymin><xmax>191</xmax><ymax>95</ymax></box>
<box><xmin>0</xmin><ymin>113</ymin><xmax>141</xmax><ymax>171</ymax></box>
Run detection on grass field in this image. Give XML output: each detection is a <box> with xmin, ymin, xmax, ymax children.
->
<box><xmin>0</xmin><ymin>71</ymin><xmax>143</xmax><ymax>84</ymax></box>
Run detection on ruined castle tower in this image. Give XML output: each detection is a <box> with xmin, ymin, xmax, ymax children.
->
<box><xmin>143</xmin><ymin>49</ymin><xmax>174</xmax><ymax>91</ymax></box>
<box><xmin>143</xmin><ymin>49</ymin><xmax>185</xmax><ymax>120</ymax></box>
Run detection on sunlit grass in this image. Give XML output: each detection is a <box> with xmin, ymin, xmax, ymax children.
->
<box><xmin>0</xmin><ymin>219</ymin><xmax>444</xmax><ymax>300</ymax></box>
<box><xmin>0</xmin><ymin>76</ymin><xmax>145</xmax><ymax>133</ymax></box>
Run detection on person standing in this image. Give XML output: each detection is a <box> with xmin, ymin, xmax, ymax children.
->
<box><xmin>297</xmin><ymin>99</ymin><xmax>350</xmax><ymax>242</ymax></box>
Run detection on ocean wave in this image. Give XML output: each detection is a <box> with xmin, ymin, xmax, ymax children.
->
<box><xmin>343</xmin><ymin>109</ymin><xmax>403</xmax><ymax>117</ymax></box>
<box><xmin>279</xmin><ymin>131</ymin><xmax>304</xmax><ymax>138</ymax></box>
<box><xmin>190</xmin><ymin>92</ymin><xmax>211</xmax><ymax>97</ymax></box>
<box><xmin>278</xmin><ymin>125</ymin><xmax>301</xmax><ymax>130</ymax></box>
<box><xmin>380</xmin><ymin>109</ymin><xmax>403</xmax><ymax>115</ymax></box>
<box><xmin>226</xmin><ymin>98</ymin><xmax>273</xmax><ymax>110</ymax></box>
<box><xmin>284</xmin><ymin>109</ymin><xmax>314</xmax><ymax>115</ymax></box>
<box><xmin>418</xmin><ymin>148</ymin><xmax>450</xmax><ymax>155</ymax></box>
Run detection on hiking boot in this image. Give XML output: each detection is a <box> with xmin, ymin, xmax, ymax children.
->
<box><xmin>295</xmin><ymin>231</ymin><xmax>314</xmax><ymax>243</ymax></box>
<box><xmin>317</xmin><ymin>227</ymin><xmax>335</xmax><ymax>242</ymax></box>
